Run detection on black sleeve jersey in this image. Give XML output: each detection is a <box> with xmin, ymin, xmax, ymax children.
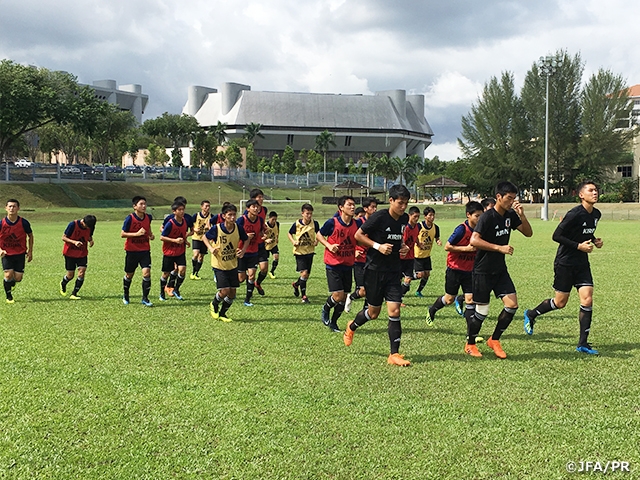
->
<box><xmin>360</xmin><ymin>209</ymin><xmax>409</xmax><ymax>272</ymax></box>
<box><xmin>473</xmin><ymin>208</ymin><xmax>522</xmax><ymax>274</ymax></box>
<box><xmin>553</xmin><ymin>205</ymin><xmax>601</xmax><ymax>266</ymax></box>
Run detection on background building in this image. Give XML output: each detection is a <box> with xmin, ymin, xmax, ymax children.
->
<box><xmin>87</xmin><ymin>79</ymin><xmax>149</xmax><ymax>123</ymax></box>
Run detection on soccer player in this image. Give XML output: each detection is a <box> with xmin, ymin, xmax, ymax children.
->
<box><xmin>246</xmin><ymin>189</ymin><xmax>270</xmax><ymax>295</ymax></box>
<box><xmin>265</xmin><ymin>211</ymin><xmax>280</xmax><ymax>279</ymax></box>
<box><xmin>523</xmin><ymin>180</ymin><xmax>603</xmax><ymax>355</ymax></box>
<box><xmin>121</xmin><ymin>196</ymin><xmax>155</xmax><ymax>306</ymax></box>
<box><xmin>343</xmin><ymin>184</ymin><xmax>412</xmax><ymax>367</ymax></box>
<box><xmin>0</xmin><ymin>199</ymin><xmax>34</xmax><ymax>304</ymax></box>
<box><xmin>204</xmin><ymin>203</ymin><xmax>249</xmax><ymax>322</ymax></box>
<box><xmin>400</xmin><ymin>206</ymin><xmax>421</xmax><ymax>298</ymax></box>
<box><xmin>481</xmin><ymin>197</ymin><xmax>496</xmax><ymax>211</ymax></box>
<box><xmin>159</xmin><ymin>201</ymin><xmax>190</xmax><ymax>301</ymax></box>
<box><xmin>345</xmin><ymin>196</ymin><xmax>377</xmax><ymax>313</ymax></box>
<box><xmin>60</xmin><ymin>214</ymin><xmax>97</xmax><ymax>300</ymax></box>
<box><xmin>288</xmin><ymin>203</ymin><xmax>319</xmax><ymax>304</ymax></box>
<box><xmin>414</xmin><ymin>207</ymin><xmax>441</xmax><ymax>297</ymax></box>
<box><xmin>317</xmin><ymin>196</ymin><xmax>361</xmax><ymax>332</ymax></box>
<box><xmin>427</xmin><ymin>201</ymin><xmax>483</xmax><ymax>327</ymax></box>
<box><xmin>465</xmin><ymin>182</ymin><xmax>533</xmax><ymax>359</ymax></box>
<box><xmin>237</xmin><ymin>199</ymin><xmax>265</xmax><ymax>306</ymax></box>
<box><xmin>190</xmin><ymin>200</ymin><xmax>212</xmax><ymax>280</ymax></box>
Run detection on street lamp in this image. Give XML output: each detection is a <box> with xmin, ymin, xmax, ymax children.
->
<box><xmin>539</xmin><ymin>55</ymin><xmax>563</xmax><ymax>221</ymax></box>
<box><xmin>242</xmin><ymin>185</ymin><xmax>245</xmax><ymax>203</ymax></box>
<box><xmin>218</xmin><ymin>185</ymin><xmax>221</xmax><ymax>206</ymax></box>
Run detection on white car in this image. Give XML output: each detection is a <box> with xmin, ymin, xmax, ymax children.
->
<box><xmin>14</xmin><ymin>159</ymin><xmax>33</xmax><ymax>168</ymax></box>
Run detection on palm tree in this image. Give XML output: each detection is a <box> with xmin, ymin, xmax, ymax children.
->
<box><xmin>314</xmin><ymin>130</ymin><xmax>336</xmax><ymax>181</ymax></box>
<box><xmin>243</xmin><ymin>122</ymin><xmax>265</xmax><ymax>145</ymax></box>
<box><xmin>211</xmin><ymin>121</ymin><xmax>228</xmax><ymax>145</ymax></box>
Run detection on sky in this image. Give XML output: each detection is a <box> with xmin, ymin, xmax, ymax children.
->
<box><xmin>2</xmin><ymin>0</ymin><xmax>640</xmax><ymax>161</ymax></box>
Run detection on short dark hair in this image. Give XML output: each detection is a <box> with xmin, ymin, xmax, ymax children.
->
<box><xmin>6</xmin><ymin>198</ymin><xmax>19</xmax><ymax>207</ymax></box>
<box><xmin>495</xmin><ymin>181</ymin><xmax>518</xmax><ymax>197</ymax></box>
<box><xmin>423</xmin><ymin>206</ymin><xmax>435</xmax><ymax>216</ymax></box>
<box><xmin>132</xmin><ymin>196</ymin><xmax>146</xmax><ymax>206</ymax></box>
<box><xmin>337</xmin><ymin>195</ymin><xmax>355</xmax><ymax>208</ymax></box>
<box><xmin>171</xmin><ymin>201</ymin><xmax>186</xmax><ymax>211</ymax></box>
<box><xmin>577</xmin><ymin>180</ymin><xmax>598</xmax><ymax>192</ymax></box>
<box><xmin>355</xmin><ymin>207</ymin><xmax>365</xmax><ymax>216</ymax></box>
<box><xmin>246</xmin><ymin>199</ymin><xmax>259</xmax><ymax>208</ymax></box>
<box><xmin>268</xmin><ymin>211</ymin><xmax>278</xmax><ymax>218</ymax></box>
<box><xmin>466</xmin><ymin>201</ymin><xmax>483</xmax><ymax>215</ymax></box>
<box><xmin>481</xmin><ymin>197</ymin><xmax>496</xmax><ymax>210</ymax></box>
<box><xmin>173</xmin><ymin>196</ymin><xmax>187</xmax><ymax>205</ymax></box>
<box><xmin>362</xmin><ymin>197</ymin><xmax>378</xmax><ymax>208</ymax></box>
<box><xmin>389</xmin><ymin>184</ymin><xmax>410</xmax><ymax>201</ymax></box>
<box><xmin>221</xmin><ymin>203</ymin><xmax>237</xmax><ymax>214</ymax></box>
<box><xmin>201</xmin><ymin>200</ymin><xmax>211</xmax><ymax>206</ymax></box>
<box><xmin>301</xmin><ymin>203</ymin><xmax>314</xmax><ymax>212</ymax></box>
<box><xmin>250</xmin><ymin>188</ymin><xmax>264</xmax><ymax>199</ymax></box>
<box><xmin>83</xmin><ymin>215</ymin><xmax>97</xmax><ymax>229</ymax></box>
<box><xmin>408</xmin><ymin>206</ymin><xmax>421</xmax><ymax>215</ymax></box>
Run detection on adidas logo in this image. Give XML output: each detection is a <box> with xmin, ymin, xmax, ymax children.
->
<box><xmin>495</xmin><ymin>225</ymin><xmax>499</xmax><ymax>229</ymax></box>
<box><xmin>222</xmin><ymin>242</ymin><xmax>235</xmax><ymax>253</ymax></box>
<box><xmin>583</xmin><ymin>222</ymin><xmax>587</xmax><ymax>226</ymax></box>
<box><xmin>386</xmin><ymin>227</ymin><xmax>391</xmax><ymax>232</ymax></box>
<box><xmin>342</xmin><ymin>237</ymin><xmax>353</xmax><ymax>245</ymax></box>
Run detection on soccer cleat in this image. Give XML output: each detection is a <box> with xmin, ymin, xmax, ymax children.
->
<box><xmin>192</xmin><ymin>273</ymin><xmax>201</xmax><ymax>280</ymax></box>
<box><xmin>210</xmin><ymin>302</ymin><xmax>219</xmax><ymax>319</ymax></box>
<box><xmin>123</xmin><ymin>296</ymin><xmax>130</xmax><ymax>305</ymax></box>
<box><xmin>476</xmin><ymin>336</ymin><xmax>484</xmax><ymax>343</ymax></box>
<box><xmin>426</xmin><ymin>306</ymin><xmax>436</xmax><ymax>326</ymax></box>
<box><xmin>141</xmin><ymin>299</ymin><xmax>153</xmax><ymax>307</ymax></box>
<box><xmin>159</xmin><ymin>296</ymin><xmax>167</xmax><ymax>302</ymax></box>
<box><xmin>190</xmin><ymin>273</ymin><xmax>196</xmax><ymax>280</ymax></box>
<box><xmin>464</xmin><ymin>343</ymin><xmax>483</xmax><ymax>358</ymax></box>
<box><xmin>219</xmin><ymin>315</ymin><xmax>233</xmax><ymax>323</ymax></box>
<box><xmin>6</xmin><ymin>298</ymin><xmax>15</xmax><ymax>304</ymax></box>
<box><xmin>210</xmin><ymin>301</ymin><xmax>219</xmax><ymax>315</ymax></box>
<box><xmin>576</xmin><ymin>343</ymin><xmax>599</xmax><ymax>355</ymax></box>
<box><xmin>301</xmin><ymin>295</ymin><xmax>310</xmax><ymax>304</ymax></box>
<box><xmin>387</xmin><ymin>353</ymin><xmax>411</xmax><ymax>366</ymax></box>
<box><xmin>268</xmin><ymin>272</ymin><xmax>276</xmax><ymax>279</ymax></box>
<box><xmin>164</xmin><ymin>286</ymin><xmax>175</xmax><ymax>297</ymax></box>
<box><xmin>414</xmin><ymin>291</ymin><xmax>424</xmax><ymax>298</ymax></box>
<box><xmin>328</xmin><ymin>322</ymin><xmax>341</xmax><ymax>333</ymax></box>
<box><xmin>173</xmin><ymin>292</ymin><xmax>184</xmax><ymax>301</ymax></box>
<box><xmin>60</xmin><ymin>281</ymin><xmax>67</xmax><ymax>296</ymax></box>
<box><xmin>454</xmin><ymin>296</ymin><xmax>464</xmax><ymax>316</ymax></box>
<box><xmin>344</xmin><ymin>294</ymin><xmax>353</xmax><ymax>313</ymax></box>
<box><xmin>523</xmin><ymin>309</ymin><xmax>535</xmax><ymax>335</ymax></box>
<box><xmin>244</xmin><ymin>301</ymin><xmax>254</xmax><ymax>307</ymax></box>
<box><xmin>69</xmin><ymin>294</ymin><xmax>81</xmax><ymax>300</ymax></box>
<box><xmin>486</xmin><ymin>337</ymin><xmax>507</xmax><ymax>359</ymax></box>
<box><xmin>292</xmin><ymin>282</ymin><xmax>300</xmax><ymax>297</ymax></box>
<box><xmin>321</xmin><ymin>308</ymin><xmax>331</xmax><ymax>326</ymax></box>
<box><xmin>255</xmin><ymin>283</ymin><xmax>265</xmax><ymax>296</ymax></box>
<box><xmin>343</xmin><ymin>320</ymin><xmax>355</xmax><ymax>346</ymax></box>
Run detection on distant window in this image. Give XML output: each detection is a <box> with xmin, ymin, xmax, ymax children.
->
<box><xmin>287</xmin><ymin>134</ymin><xmax>294</xmax><ymax>146</ymax></box>
<box><xmin>617</xmin><ymin>165</ymin><xmax>632</xmax><ymax>178</ymax></box>
<box><xmin>344</xmin><ymin>136</ymin><xmax>352</xmax><ymax>147</ymax></box>
<box><xmin>634</xmin><ymin>100</ymin><xmax>640</xmax><ymax>106</ymax></box>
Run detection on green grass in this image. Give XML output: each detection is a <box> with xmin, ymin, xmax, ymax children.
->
<box><xmin>0</xmin><ymin>216</ymin><xmax>639</xmax><ymax>479</ymax></box>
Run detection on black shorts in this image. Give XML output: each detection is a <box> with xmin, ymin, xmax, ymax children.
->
<box><xmin>2</xmin><ymin>254</ymin><xmax>26</xmax><ymax>273</ymax></box>
<box><xmin>267</xmin><ymin>246</ymin><xmax>279</xmax><ymax>256</ymax></box>
<box><xmin>64</xmin><ymin>255</ymin><xmax>88</xmax><ymax>271</ymax></box>
<box><xmin>326</xmin><ymin>267</ymin><xmax>353</xmax><ymax>293</ymax></box>
<box><xmin>353</xmin><ymin>262</ymin><xmax>365</xmax><ymax>288</ymax></box>
<box><xmin>162</xmin><ymin>253</ymin><xmax>187</xmax><ymax>272</ymax></box>
<box><xmin>295</xmin><ymin>254</ymin><xmax>314</xmax><ymax>273</ymax></box>
<box><xmin>257</xmin><ymin>247</ymin><xmax>269</xmax><ymax>264</ymax></box>
<box><xmin>445</xmin><ymin>268</ymin><xmax>472</xmax><ymax>296</ymax></box>
<box><xmin>214</xmin><ymin>268</ymin><xmax>240</xmax><ymax>289</ymax></box>
<box><xmin>472</xmin><ymin>270</ymin><xmax>516</xmax><ymax>304</ymax></box>
<box><xmin>124</xmin><ymin>250</ymin><xmax>152</xmax><ymax>273</ymax></box>
<box><xmin>414</xmin><ymin>257</ymin><xmax>432</xmax><ymax>273</ymax></box>
<box><xmin>401</xmin><ymin>259</ymin><xmax>414</xmax><ymax>277</ymax></box>
<box><xmin>364</xmin><ymin>269</ymin><xmax>403</xmax><ymax>307</ymax></box>
<box><xmin>191</xmin><ymin>239</ymin><xmax>208</xmax><ymax>255</ymax></box>
<box><xmin>238</xmin><ymin>254</ymin><xmax>259</xmax><ymax>272</ymax></box>
<box><xmin>553</xmin><ymin>262</ymin><xmax>593</xmax><ymax>293</ymax></box>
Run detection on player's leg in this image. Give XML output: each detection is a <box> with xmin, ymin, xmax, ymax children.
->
<box><xmin>344</xmin><ymin>270</ymin><xmax>382</xmax><ymax>346</ymax></box>
<box><xmin>576</xmin><ymin>285</ymin><xmax>596</xmax><ymax>353</ymax></box>
<box><xmin>485</xmin><ymin>275</ymin><xmax>518</xmax><ymax>359</ymax></box>
<box><xmin>255</xmin><ymin>255</ymin><xmax>268</xmax><ymax>296</ymax></box>
<box><xmin>3</xmin><ymin>262</ymin><xmax>16</xmax><ymax>302</ymax></box>
<box><xmin>524</xmin><ymin>264</ymin><xmax>572</xmax><ymax>335</ymax></box>
<box><xmin>465</xmin><ymin>273</ymin><xmax>494</xmax><ymax>357</ymax></box>
<box><xmin>385</xmin><ymin>273</ymin><xmax>410</xmax><ymax>366</ymax></box>
<box><xmin>70</xmin><ymin>264</ymin><xmax>87</xmax><ymax>299</ymax></box>
<box><xmin>269</xmin><ymin>251</ymin><xmax>279</xmax><ymax>278</ymax></box>
<box><xmin>141</xmin><ymin>258</ymin><xmax>152</xmax><ymax>306</ymax></box>
<box><xmin>427</xmin><ymin>269</ymin><xmax>458</xmax><ymax>325</ymax></box>
<box><xmin>60</xmin><ymin>254</ymin><xmax>76</xmax><ymax>296</ymax></box>
<box><xmin>244</xmin><ymin>265</ymin><xmax>257</xmax><ymax>305</ymax></box>
<box><xmin>173</xmin><ymin>261</ymin><xmax>187</xmax><ymax>299</ymax></box>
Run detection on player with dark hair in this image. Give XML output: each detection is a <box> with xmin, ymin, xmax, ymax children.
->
<box><xmin>317</xmin><ymin>196</ymin><xmax>362</xmax><ymax>332</ymax></box>
<box><xmin>159</xmin><ymin>202</ymin><xmax>190</xmax><ymax>301</ymax></box>
<box><xmin>237</xmin><ymin>199</ymin><xmax>265</xmax><ymax>306</ymax></box>
<box><xmin>204</xmin><ymin>203</ymin><xmax>249</xmax><ymax>322</ymax></box>
<box><xmin>0</xmin><ymin>199</ymin><xmax>34</xmax><ymax>304</ymax></box>
<box><xmin>400</xmin><ymin>206</ymin><xmax>420</xmax><ymax>299</ymax></box>
<box><xmin>523</xmin><ymin>181</ymin><xmax>602</xmax><ymax>355</ymax></box>
<box><xmin>121</xmin><ymin>196</ymin><xmax>154</xmax><ymax>306</ymax></box>
<box><xmin>427</xmin><ymin>201</ymin><xmax>483</xmax><ymax>328</ymax></box>
<box><xmin>161</xmin><ymin>196</ymin><xmax>194</xmax><ymax>295</ymax></box>
<box><xmin>414</xmin><ymin>206</ymin><xmax>441</xmax><ymax>297</ymax></box>
<box><xmin>288</xmin><ymin>203</ymin><xmax>319</xmax><ymax>304</ymax></box>
<box><xmin>190</xmin><ymin>200</ymin><xmax>212</xmax><ymax>280</ymax></box>
<box><xmin>481</xmin><ymin>197</ymin><xmax>496</xmax><ymax>211</ymax></box>
<box><xmin>343</xmin><ymin>184</ymin><xmax>412</xmax><ymax>366</ymax></box>
<box><xmin>465</xmin><ymin>182</ymin><xmax>533</xmax><ymax>358</ymax></box>
<box><xmin>344</xmin><ymin>197</ymin><xmax>377</xmax><ymax>312</ymax></box>
<box><xmin>265</xmin><ymin>211</ymin><xmax>280</xmax><ymax>279</ymax></box>
<box><xmin>247</xmin><ymin>188</ymin><xmax>270</xmax><ymax>295</ymax></box>
<box><xmin>60</xmin><ymin>214</ymin><xmax>97</xmax><ymax>300</ymax></box>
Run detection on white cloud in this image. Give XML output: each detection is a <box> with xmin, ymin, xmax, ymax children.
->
<box><xmin>425</xmin><ymin>141</ymin><xmax>461</xmax><ymax>162</ymax></box>
<box><xmin>423</xmin><ymin>72</ymin><xmax>483</xmax><ymax>109</ymax></box>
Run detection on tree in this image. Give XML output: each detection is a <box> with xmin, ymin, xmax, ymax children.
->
<box><xmin>211</xmin><ymin>121</ymin><xmax>229</xmax><ymax>145</ymax></box>
<box><xmin>314</xmin><ymin>130</ymin><xmax>336</xmax><ymax>177</ymax></box>
<box><xmin>369</xmin><ymin>154</ymin><xmax>398</xmax><ymax>190</ymax></box>
<box><xmin>306</xmin><ymin>150</ymin><xmax>324</xmax><ymax>173</ymax></box>
<box><xmin>141</xmin><ymin>113</ymin><xmax>200</xmax><ymax>167</ymax></box>
<box><xmin>245</xmin><ymin>143</ymin><xmax>259</xmax><ymax>172</ymax></box>
<box><xmin>146</xmin><ymin>143</ymin><xmax>169</xmax><ymax>166</ymax></box>
<box><xmin>90</xmin><ymin>104</ymin><xmax>137</xmax><ymax>165</ymax></box>
<box><xmin>0</xmin><ymin>59</ymin><xmax>102</xmax><ymax>160</ymax></box>
<box><xmin>225</xmin><ymin>141</ymin><xmax>244</xmax><ymax>169</ymax></box>
<box><xmin>191</xmin><ymin>129</ymin><xmax>218</xmax><ymax>168</ymax></box>
<box><xmin>38</xmin><ymin>122</ymin><xmax>87</xmax><ymax>164</ymax></box>
<box><xmin>282</xmin><ymin>145</ymin><xmax>296</xmax><ymax>174</ymax></box>
<box><xmin>270</xmin><ymin>153</ymin><xmax>281</xmax><ymax>173</ymax></box>
<box><xmin>243</xmin><ymin>122</ymin><xmax>265</xmax><ymax>145</ymax></box>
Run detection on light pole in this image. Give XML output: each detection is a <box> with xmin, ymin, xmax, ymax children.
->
<box><xmin>218</xmin><ymin>185</ymin><xmax>221</xmax><ymax>206</ymax></box>
<box><xmin>539</xmin><ymin>55</ymin><xmax>562</xmax><ymax>221</ymax></box>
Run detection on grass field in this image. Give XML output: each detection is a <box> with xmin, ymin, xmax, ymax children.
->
<box><xmin>0</xmin><ymin>211</ymin><xmax>639</xmax><ymax>479</ymax></box>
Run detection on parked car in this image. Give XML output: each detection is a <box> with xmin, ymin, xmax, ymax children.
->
<box><xmin>14</xmin><ymin>159</ymin><xmax>33</xmax><ymax>168</ymax></box>
<box><xmin>60</xmin><ymin>166</ymin><xmax>81</xmax><ymax>174</ymax></box>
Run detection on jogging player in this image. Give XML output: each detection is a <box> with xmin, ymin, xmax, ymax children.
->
<box><xmin>465</xmin><ymin>182</ymin><xmax>533</xmax><ymax>358</ymax></box>
<box><xmin>343</xmin><ymin>184</ymin><xmax>412</xmax><ymax>367</ymax></box>
<box><xmin>159</xmin><ymin>201</ymin><xmax>190</xmax><ymax>301</ymax></box>
<box><xmin>190</xmin><ymin>200</ymin><xmax>212</xmax><ymax>280</ymax></box>
<box><xmin>246</xmin><ymin>189</ymin><xmax>270</xmax><ymax>295</ymax></box>
<box><xmin>523</xmin><ymin>180</ymin><xmax>603</xmax><ymax>355</ymax></box>
<box><xmin>265</xmin><ymin>211</ymin><xmax>280</xmax><ymax>278</ymax></box>
<box><xmin>121</xmin><ymin>196</ymin><xmax>154</xmax><ymax>306</ymax></box>
<box><xmin>345</xmin><ymin>196</ymin><xmax>377</xmax><ymax>312</ymax></box>
<box><xmin>60</xmin><ymin>214</ymin><xmax>97</xmax><ymax>300</ymax></box>
<box><xmin>288</xmin><ymin>203</ymin><xmax>319</xmax><ymax>304</ymax></box>
<box><xmin>414</xmin><ymin>207</ymin><xmax>441</xmax><ymax>297</ymax></box>
<box><xmin>0</xmin><ymin>199</ymin><xmax>34</xmax><ymax>304</ymax></box>
<box><xmin>400</xmin><ymin>206</ymin><xmax>421</xmax><ymax>298</ymax></box>
<box><xmin>237</xmin><ymin>199</ymin><xmax>266</xmax><ymax>306</ymax></box>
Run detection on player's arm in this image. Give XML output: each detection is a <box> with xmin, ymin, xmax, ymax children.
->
<box><xmin>445</xmin><ymin>241</ymin><xmax>475</xmax><ymax>253</ymax></box>
<box><xmin>470</xmin><ymin>232</ymin><xmax>513</xmax><ymax>255</ymax></box>
<box><xmin>26</xmin><ymin>231</ymin><xmax>34</xmax><ymax>262</ymax></box>
<box><xmin>435</xmin><ymin>225</ymin><xmax>443</xmax><ymax>246</ymax></box>
<box><xmin>287</xmin><ymin>223</ymin><xmax>299</xmax><ymax>246</ymax></box>
<box><xmin>62</xmin><ymin>222</ymin><xmax>82</xmax><ymax>248</ymax></box>
<box><xmin>317</xmin><ymin>220</ymin><xmax>338</xmax><ymax>253</ymax></box>
<box><xmin>203</xmin><ymin>226</ymin><xmax>219</xmax><ymax>254</ymax></box>
<box><xmin>355</xmin><ymin>228</ymin><xmax>393</xmax><ymax>255</ymax></box>
<box><xmin>551</xmin><ymin>212</ymin><xmax>593</xmax><ymax>251</ymax></box>
<box><xmin>160</xmin><ymin>224</ymin><xmax>183</xmax><ymax>244</ymax></box>
<box><xmin>237</xmin><ymin>226</ymin><xmax>250</xmax><ymax>258</ymax></box>
<box><xmin>513</xmin><ymin>202</ymin><xmax>533</xmax><ymax>237</ymax></box>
